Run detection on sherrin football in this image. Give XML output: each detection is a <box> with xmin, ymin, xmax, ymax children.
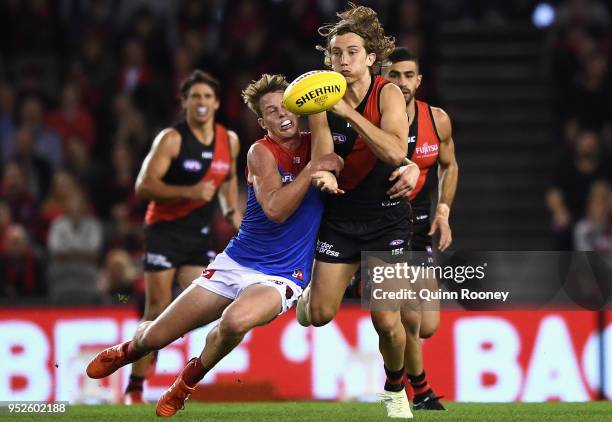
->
<box><xmin>283</xmin><ymin>70</ymin><xmax>347</xmax><ymax>115</ymax></box>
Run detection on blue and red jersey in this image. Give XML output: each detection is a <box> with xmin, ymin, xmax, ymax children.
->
<box><xmin>224</xmin><ymin>133</ymin><xmax>323</xmax><ymax>288</ymax></box>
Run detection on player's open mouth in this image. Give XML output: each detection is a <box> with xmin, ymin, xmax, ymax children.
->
<box><xmin>196</xmin><ymin>106</ymin><xmax>208</xmax><ymax>116</ymax></box>
<box><xmin>280</xmin><ymin>119</ymin><xmax>293</xmax><ymax>130</ymax></box>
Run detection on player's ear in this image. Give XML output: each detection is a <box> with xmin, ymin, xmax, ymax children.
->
<box><xmin>213</xmin><ymin>98</ymin><xmax>220</xmax><ymax>111</ymax></box>
<box><xmin>257</xmin><ymin>117</ymin><xmax>266</xmax><ymax>130</ymax></box>
<box><xmin>366</xmin><ymin>52</ymin><xmax>376</xmax><ymax>67</ymax></box>
<box><xmin>416</xmin><ymin>74</ymin><xmax>423</xmax><ymax>89</ymax></box>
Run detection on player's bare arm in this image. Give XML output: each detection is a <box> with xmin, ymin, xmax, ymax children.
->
<box><xmin>248</xmin><ymin>143</ymin><xmax>342</xmax><ymax>223</ymax></box>
<box><xmin>217</xmin><ymin>130</ymin><xmax>243</xmax><ymax>230</ymax></box>
<box><xmin>429</xmin><ymin>107</ymin><xmax>458</xmax><ymax>251</ymax></box>
<box><xmin>309</xmin><ymin>112</ymin><xmax>334</xmax><ymax>158</ymax></box>
<box><xmin>331</xmin><ymin>83</ymin><xmax>408</xmax><ymax>166</ymax></box>
<box><xmin>135</xmin><ymin>129</ymin><xmax>214</xmax><ymax>202</ymax></box>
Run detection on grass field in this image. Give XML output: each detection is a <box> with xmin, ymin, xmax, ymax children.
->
<box><xmin>9</xmin><ymin>401</ymin><xmax>612</xmax><ymax>421</ymax></box>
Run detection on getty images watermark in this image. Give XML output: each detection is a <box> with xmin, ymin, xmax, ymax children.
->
<box><xmin>361</xmin><ymin>251</ymin><xmax>612</xmax><ymax>311</ymax></box>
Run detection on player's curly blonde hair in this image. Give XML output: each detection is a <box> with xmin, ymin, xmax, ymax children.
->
<box><xmin>242</xmin><ymin>74</ymin><xmax>289</xmax><ymax>117</ymax></box>
<box><xmin>316</xmin><ymin>2</ymin><xmax>395</xmax><ymax>75</ymax></box>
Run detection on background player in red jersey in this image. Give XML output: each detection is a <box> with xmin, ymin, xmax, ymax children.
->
<box><xmin>297</xmin><ymin>4</ymin><xmax>420</xmax><ymax>419</ymax></box>
<box><xmin>384</xmin><ymin>47</ymin><xmax>459</xmax><ymax>411</ymax></box>
<box><xmin>86</xmin><ymin>74</ymin><xmax>342</xmax><ymax>418</ymax></box>
<box><xmin>124</xmin><ymin>70</ymin><xmax>242</xmax><ymax>404</ymax></box>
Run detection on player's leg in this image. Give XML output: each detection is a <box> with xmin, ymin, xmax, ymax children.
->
<box><xmin>298</xmin><ymin>260</ymin><xmax>358</xmax><ymax>326</ymax></box>
<box><xmin>403</xmin><ymin>275</ymin><xmax>445</xmax><ymax>410</ymax></box>
<box><xmin>176</xmin><ymin>265</ymin><xmax>206</xmax><ymax>289</ymax></box>
<box><xmin>372</xmin><ymin>309</ymin><xmax>413</xmax><ymax>419</ymax></box>
<box><xmin>123</xmin><ymin>269</ymin><xmax>175</xmax><ymax>403</ymax></box>
<box><xmin>86</xmin><ymin>283</ymin><xmax>232</xmax><ymax>379</ymax></box>
<box><xmin>156</xmin><ymin>283</ymin><xmax>283</xmax><ymax>417</ymax></box>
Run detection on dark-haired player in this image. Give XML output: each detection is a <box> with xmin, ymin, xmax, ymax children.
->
<box><xmin>86</xmin><ymin>74</ymin><xmax>343</xmax><ymax>418</ymax></box>
<box><xmin>384</xmin><ymin>47</ymin><xmax>459</xmax><ymax>411</ymax></box>
<box><xmin>124</xmin><ymin>70</ymin><xmax>242</xmax><ymax>404</ymax></box>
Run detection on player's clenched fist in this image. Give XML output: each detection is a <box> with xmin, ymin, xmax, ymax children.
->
<box><xmin>189</xmin><ymin>180</ymin><xmax>217</xmax><ymax>202</ymax></box>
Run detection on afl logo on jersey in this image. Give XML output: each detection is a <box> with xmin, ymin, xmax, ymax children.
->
<box><xmin>183</xmin><ymin>159</ymin><xmax>202</xmax><ymax>172</ymax></box>
<box><xmin>281</xmin><ymin>174</ymin><xmax>294</xmax><ymax>183</ymax></box>
<box><xmin>332</xmin><ymin>133</ymin><xmax>347</xmax><ymax>144</ymax></box>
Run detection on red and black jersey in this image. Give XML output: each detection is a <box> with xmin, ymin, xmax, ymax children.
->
<box><xmin>325</xmin><ymin>75</ymin><xmax>408</xmax><ymax>219</ymax></box>
<box><xmin>145</xmin><ymin>121</ymin><xmax>231</xmax><ymax>227</ymax></box>
<box><xmin>408</xmin><ymin>100</ymin><xmax>441</xmax><ymax>207</ymax></box>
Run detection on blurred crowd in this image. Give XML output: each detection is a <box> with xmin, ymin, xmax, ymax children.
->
<box><xmin>0</xmin><ymin>0</ymin><xmax>609</xmax><ymax>305</ymax></box>
<box><xmin>546</xmin><ymin>0</ymin><xmax>612</xmax><ymax>252</ymax></box>
<box><xmin>0</xmin><ymin>0</ymin><xmax>448</xmax><ymax>304</ymax></box>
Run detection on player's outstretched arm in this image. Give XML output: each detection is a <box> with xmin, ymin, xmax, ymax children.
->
<box><xmin>429</xmin><ymin>107</ymin><xmax>458</xmax><ymax>251</ymax></box>
<box><xmin>217</xmin><ymin>130</ymin><xmax>243</xmax><ymax>230</ymax></box>
<box><xmin>330</xmin><ymin>83</ymin><xmax>408</xmax><ymax>166</ymax></box>
<box><xmin>248</xmin><ymin>144</ymin><xmax>342</xmax><ymax>224</ymax></box>
<box><xmin>135</xmin><ymin>129</ymin><xmax>208</xmax><ymax>202</ymax></box>
<box><xmin>308</xmin><ymin>112</ymin><xmax>335</xmax><ymax>159</ymax></box>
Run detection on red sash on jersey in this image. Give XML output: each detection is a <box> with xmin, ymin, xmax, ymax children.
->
<box><xmin>408</xmin><ymin>100</ymin><xmax>441</xmax><ymax>200</ymax></box>
<box><xmin>338</xmin><ymin>75</ymin><xmax>388</xmax><ymax>191</ymax></box>
<box><xmin>145</xmin><ymin>124</ymin><xmax>231</xmax><ymax>225</ymax></box>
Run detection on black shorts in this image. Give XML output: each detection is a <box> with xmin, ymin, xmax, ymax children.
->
<box><xmin>316</xmin><ymin>204</ymin><xmax>411</xmax><ymax>263</ymax></box>
<box><xmin>143</xmin><ymin>221</ymin><xmax>215</xmax><ymax>272</ymax></box>
<box><xmin>408</xmin><ymin>203</ymin><xmax>433</xmax><ymax>252</ymax></box>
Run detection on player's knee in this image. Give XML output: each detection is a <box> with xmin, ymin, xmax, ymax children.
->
<box><xmin>419</xmin><ymin>318</ymin><xmax>440</xmax><ymax>339</ymax></box>
<box><xmin>219</xmin><ymin>312</ymin><xmax>252</xmax><ymax>337</ymax></box>
<box><xmin>401</xmin><ymin>310</ymin><xmax>421</xmax><ymax>337</ymax></box>
<box><xmin>309</xmin><ymin>305</ymin><xmax>336</xmax><ymax>327</ymax></box>
<box><xmin>371</xmin><ymin>313</ymin><xmax>401</xmax><ymax>337</ymax></box>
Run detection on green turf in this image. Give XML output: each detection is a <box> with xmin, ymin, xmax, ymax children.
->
<box><xmin>7</xmin><ymin>401</ymin><xmax>612</xmax><ymax>421</ymax></box>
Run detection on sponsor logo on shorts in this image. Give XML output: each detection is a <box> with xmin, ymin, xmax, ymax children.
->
<box><xmin>332</xmin><ymin>132</ymin><xmax>347</xmax><ymax>144</ymax></box>
<box><xmin>292</xmin><ymin>269</ymin><xmax>304</xmax><ymax>281</ymax></box>
<box><xmin>317</xmin><ymin>241</ymin><xmax>340</xmax><ymax>257</ymax></box>
<box><xmin>202</xmin><ymin>269</ymin><xmax>216</xmax><ymax>279</ymax></box>
<box><xmin>146</xmin><ymin>253</ymin><xmax>172</xmax><ymax>268</ymax></box>
<box><xmin>382</xmin><ymin>200</ymin><xmax>401</xmax><ymax>207</ymax></box>
<box><xmin>426</xmin><ymin>245</ymin><xmax>434</xmax><ymax>263</ymax></box>
<box><xmin>416</xmin><ymin>214</ymin><xmax>429</xmax><ymax>221</ymax></box>
<box><xmin>389</xmin><ymin>239</ymin><xmax>405</xmax><ymax>246</ymax></box>
<box><xmin>202</xmin><ymin>151</ymin><xmax>213</xmax><ymax>160</ymax></box>
<box><xmin>183</xmin><ymin>159</ymin><xmax>202</xmax><ymax>172</ymax></box>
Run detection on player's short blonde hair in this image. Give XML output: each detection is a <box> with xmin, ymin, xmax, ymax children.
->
<box><xmin>242</xmin><ymin>74</ymin><xmax>289</xmax><ymax>117</ymax></box>
<box><xmin>317</xmin><ymin>2</ymin><xmax>395</xmax><ymax>75</ymax></box>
